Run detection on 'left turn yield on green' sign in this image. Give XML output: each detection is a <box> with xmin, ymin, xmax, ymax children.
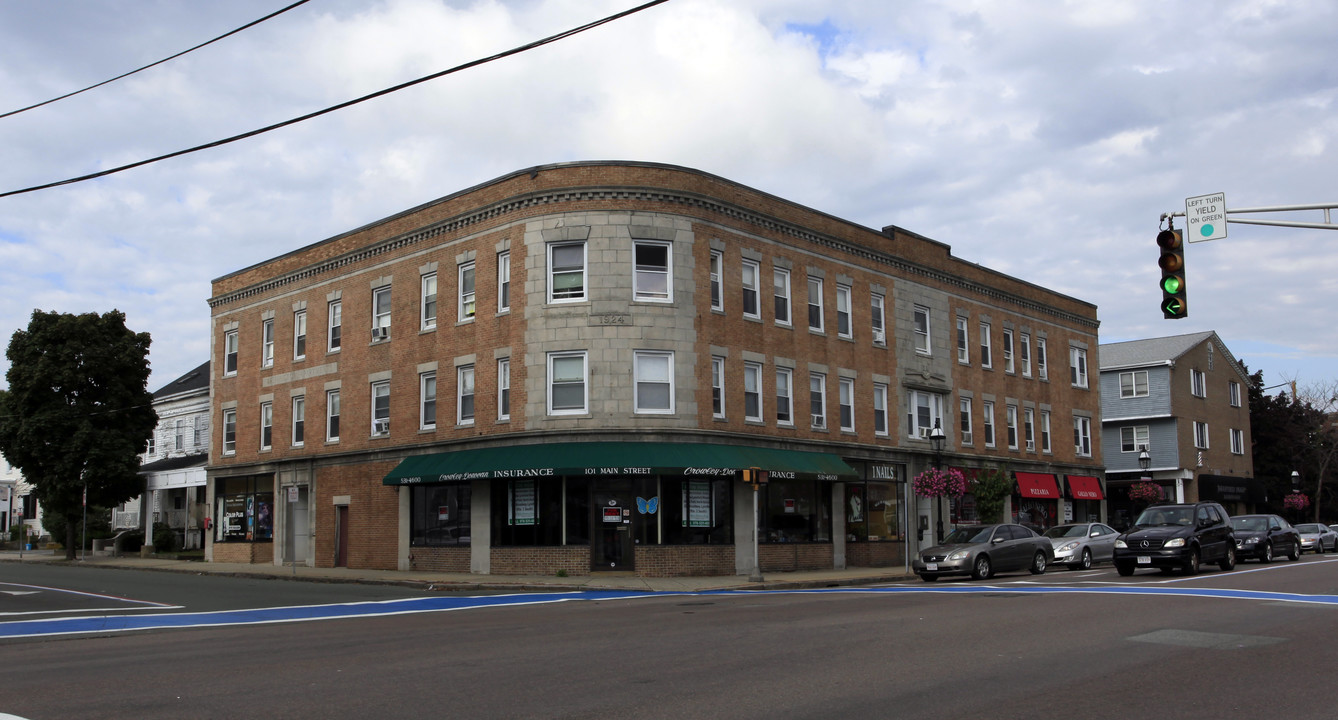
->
<box><xmin>1185</xmin><ymin>192</ymin><xmax>1227</xmax><ymax>242</ymax></box>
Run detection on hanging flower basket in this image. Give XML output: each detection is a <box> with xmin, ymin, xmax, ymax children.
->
<box><xmin>912</xmin><ymin>467</ymin><xmax>968</xmax><ymax>498</ymax></box>
<box><xmin>1283</xmin><ymin>492</ymin><xmax>1311</xmax><ymax>512</ymax></box>
<box><xmin>1127</xmin><ymin>481</ymin><xmax>1164</xmax><ymax>504</ymax></box>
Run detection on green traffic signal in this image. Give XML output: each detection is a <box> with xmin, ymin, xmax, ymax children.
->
<box><xmin>1161</xmin><ymin>276</ymin><xmax>1182</xmax><ymax>294</ymax></box>
<box><xmin>1157</xmin><ymin>228</ymin><xmax>1187</xmax><ymax>319</ymax></box>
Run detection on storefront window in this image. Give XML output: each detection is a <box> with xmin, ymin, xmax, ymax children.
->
<box><xmin>492</xmin><ymin>479</ymin><xmax>565</xmax><ymax>546</ymax></box>
<box><xmin>214</xmin><ymin>476</ymin><xmax>273</xmax><ymax>543</ymax></box>
<box><xmin>410</xmin><ymin>483</ymin><xmax>471</xmax><ymax>546</ymax></box>
<box><xmin>760</xmin><ymin>479</ymin><xmax>831</xmax><ymax>543</ymax></box>
<box><xmin>663</xmin><ymin>477</ymin><xmax>733</xmax><ymax>544</ymax></box>
<box><xmin>844</xmin><ymin>481</ymin><xmax>902</xmax><ymax>542</ymax></box>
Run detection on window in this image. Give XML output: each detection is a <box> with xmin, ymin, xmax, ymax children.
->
<box><xmin>549</xmin><ymin>242</ymin><xmax>586</xmax><ymax>302</ymax></box>
<box><xmin>838</xmin><ymin>378</ymin><xmax>855</xmax><ymax>432</ymax></box>
<box><xmin>633</xmin><ymin>241</ymin><xmax>671</xmax><ymax>302</ymax></box>
<box><xmin>871</xmin><ymin>294</ymin><xmax>886</xmax><ymax>345</ymax></box>
<box><xmin>982</xmin><ymin>401</ymin><xmax>996</xmax><ymax>448</ymax></box>
<box><xmin>711</xmin><ymin>356</ymin><xmax>725</xmax><ymax>419</ymax></box>
<box><xmin>1003</xmin><ymin>329</ymin><xmax>1015</xmax><ymax>373</ymax></box>
<box><xmin>979</xmin><ymin>322</ymin><xmax>992</xmax><ymax>368</ymax></box>
<box><xmin>836</xmin><ymin>285</ymin><xmax>852</xmax><ymax>338</ymax></box>
<box><xmin>956</xmin><ymin>317</ymin><xmax>969</xmax><ymax>363</ymax></box>
<box><xmin>1036</xmin><ymin>337</ymin><xmax>1048</xmax><ymax>380</ymax></box>
<box><xmin>744</xmin><ymin>362</ymin><xmax>763</xmax><ymax>422</ymax></box>
<box><xmin>410</xmin><ymin>483</ymin><xmax>472</xmax><ymax>547</ymax></box>
<box><xmin>224</xmin><ymin>329</ymin><xmax>238</xmax><ymax>376</ymax></box>
<box><xmin>146</xmin><ymin>435</ymin><xmax>156</xmax><ymax>456</ymax></box>
<box><xmin>807</xmin><ymin>277</ymin><xmax>824</xmax><ymax>332</ymax></box>
<box><xmin>372</xmin><ymin>286</ymin><xmax>391</xmax><ymax>341</ymax></box>
<box><xmin>1231</xmin><ymin>428</ymin><xmax>1244</xmax><ymax>455</ymax></box>
<box><xmin>372</xmin><ymin>381</ymin><xmax>390</xmax><ymax>436</ymax></box>
<box><xmin>459</xmin><ymin>262</ymin><xmax>476</xmax><ymax>320</ymax></box>
<box><xmin>1229</xmin><ymin>380</ymin><xmax>1242</xmax><ymax>407</ymax></box>
<box><xmin>1070</xmin><ymin>347</ymin><xmax>1088</xmax><ymax>388</ymax></box>
<box><xmin>959</xmin><ymin>397</ymin><xmax>973</xmax><ymax>445</ymax></box>
<box><xmin>1191</xmin><ymin>369</ymin><xmax>1206</xmax><ymax>397</ymax></box>
<box><xmin>548</xmin><ymin>352</ymin><xmax>587</xmax><ymax>415</ymax></box>
<box><xmin>1074</xmin><ymin>416</ymin><xmax>1093</xmax><ymax>457</ymax></box>
<box><xmin>709</xmin><ymin>250</ymin><xmax>723</xmax><ymax>311</ymax></box>
<box><xmin>773</xmin><ymin>268</ymin><xmax>791</xmax><ymax>325</ymax></box>
<box><xmin>874</xmin><ymin>384</ymin><xmax>889</xmax><ymax>436</ymax></box>
<box><xmin>326</xmin><ymin>389</ymin><xmax>340</xmax><ymax>442</ymax></box>
<box><xmin>1024</xmin><ymin>408</ymin><xmax>1035</xmax><ymax>451</ymax></box>
<box><xmin>1020</xmin><ymin>333</ymin><xmax>1032</xmax><ymax>377</ymax></box>
<box><xmin>497</xmin><ymin>359</ymin><xmax>511</xmax><ymax>421</ymax></box>
<box><xmin>293</xmin><ymin>310</ymin><xmax>307</xmax><ymax>360</ymax></box>
<box><xmin>810</xmin><ymin>373</ymin><xmax>827</xmax><ymax>429</ymax></box>
<box><xmin>1194</xmin><ymin>421</ymin><xmax>1209</xmax><ymax>449</ymax></box>
<box><xmin>1121</xmin><ymin>426</ymin><xmax>1150</xmax><ymax>453</ymax></box>
<box><xmin>776</xmin><ymin>368</ymin><xmax>793</xmax><ymax>425</ymax></box>
<box><xmin>458</xmin><ymin>365</ymin><xmax>475</xmax><ymax>424</ymax></box>
<box><xmin>214</xmin><ymin>477</ymin><xmax>273</xmax><ymax>544</ymax></box>
<box><xmin>913</xmin><ymin>305</ymin><xmax>931</xmax><ymax>354</ymax></box>
<box><xmin>741</xmin><ymin>259</ymin><xmax>760</xmax><ymax>319</ymax></box>
<box><xmin>421</xmin><ymin>272</ymin><xmax>438</xmax><ymax>330</ymax></box>
<box><xmin>260</xmin><ymin>402</ymin><xmax>273</xmax><ymax>450</ymax></box>
<box><xmin>498</xmin><ymin>251</ymin><xmax>511</xmax><ymax>312</ymax></box>
<box><xmin>328</xmin><ymin>300</ymin><xmax>342</xmax><ymax>352</ymax></box>
<box><xmin>420</xmin><ymin>372</ymin><xmax>437</xmax><ymax>430</ymax></box>
<box><xmin>1040</xmin><ymin>410</ymin><xmax>1052</xmax><ymax>453</ymax></box>
<box><xmin>1006</xmin><ymin>405</ymin><xmax>1019</xmax><ymax>450</ymax></box>
<box><xmin>908</xmin><ymin>391</ymin><xmax>944</xmax><ymax>438</ymax></box>
<box><xmin>174</xmin><ymin>419</ymin><xmax>185</xmax><ymax>451</ymax></box>
<box><xmin>633</xmin><ymin>351</ymin><xmax>673</xmax><ymax>414</ymax></box>
<box><xmin>193</xmin><ymin>419</ymin><xmax>205</xmax><ymax>448</ymax></box>
<box><xmin>1120</xmin><ymin>371</ymin><xmax>1150</xmax><ymax>398</ymax></box>
<box><xmin>222</xmin><ymin>409</ymin><xmax>236</xmax><ymax>455</ymax></box>
<box><xmin>292</xmin><ymin>396</ymin><xmax>305</xmax><ymax>447</ymax></box>
<box><xmin>261</xmin><ymin>319</ymin><xmax>275</xmax><ymax>368</ymax></box>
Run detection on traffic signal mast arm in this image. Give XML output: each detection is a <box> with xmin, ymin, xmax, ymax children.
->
<box><xmin>1162</xmin><ymin>202</ymin><xmax>1338</xmax><ymax>236</ymax></box>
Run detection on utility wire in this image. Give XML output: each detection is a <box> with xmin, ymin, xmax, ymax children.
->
<box><xmin>0</xmin><ymin>0</ymin><xmax>674</xmax><ymax>199</ymax></box>
<box><xmin>0</xmin><ymin>0</ymin><xmax>314</xmax><ymax>120</ymax></box>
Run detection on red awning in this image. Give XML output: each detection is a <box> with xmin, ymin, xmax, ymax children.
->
<box><xmin>1067</xmin><ymin>475</ymin><xmax>1104</xmax><ymax>500</ymax></box>
<box><xmin>1015</xmin><ymin>472</ymin><xmax>1061</xmax><ymax>499</ymax></box>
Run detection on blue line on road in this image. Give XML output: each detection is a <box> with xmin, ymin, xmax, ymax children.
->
<box><xmin>4</xmin><ymin>584</ymin><xmax>1336</xmax><ymax>639</ymax></box>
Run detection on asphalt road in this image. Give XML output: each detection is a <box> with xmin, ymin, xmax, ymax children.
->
<box><xmin>4</xmin><ymin>557</ymin><xmax>1338</xmax><ymax>719</ymax></box>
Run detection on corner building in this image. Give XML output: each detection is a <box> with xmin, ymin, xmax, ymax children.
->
<box><xmin>207</xmin><ymin>161</ymin><xmax>1103</xmax><ymax>577</ymax></box>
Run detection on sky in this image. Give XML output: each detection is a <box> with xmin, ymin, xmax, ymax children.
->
<box><xmin>1</xmin><ymin>0</ymin><xmax>1335</xmax><ymax>396</ymax></box>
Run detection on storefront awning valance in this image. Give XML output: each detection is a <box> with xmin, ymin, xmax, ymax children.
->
<box><xmin>1066</xmin><ymin>475</ymin><xmax>1104</xmax><ymax>500</ymax></box>
<box><xmin>382</xmin><ymin>441</ymin><xmax>859</xmax><ymax>485</ymax></box>
<box><xmin>1016</xmin><ymin>472</ymin><xmax>1061</xmax><ymax>499</ymax></box>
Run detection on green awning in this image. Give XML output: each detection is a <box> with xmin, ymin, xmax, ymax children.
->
<box><xmin>382</xmin><ymin>441</ymin><xmax>858</xmax><ymax>485</ymax></box>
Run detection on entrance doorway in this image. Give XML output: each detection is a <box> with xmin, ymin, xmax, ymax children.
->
<box><xmin>334</xmin><ymin>504</ymin><xmax>349</xmax><ymax>568</ymax></box>
<box><xmin>284</xmin><ymin>486</ymin><xmax>309</xmax><ymax>565</ymax></box>
<box><xmin>591</xmin><ymin>480</ymin><xmax>635</xmax><ymax>572</ymax></box>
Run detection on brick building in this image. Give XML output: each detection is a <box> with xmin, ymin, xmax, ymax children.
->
<box><xmin>207</xmin><ymin>161</ymin><xmax>1103</xmax><ymax>577</ymax></box>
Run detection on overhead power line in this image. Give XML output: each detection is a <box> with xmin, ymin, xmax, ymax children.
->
<box><xmin>0</xmin><ymin>0</ymin><xmax>314</xmax><ymax>120</ymax></box>
<box><xmin>0</xmin><ymin>0</ymin><xmax>674</xmax><ymax>200</ymax></box>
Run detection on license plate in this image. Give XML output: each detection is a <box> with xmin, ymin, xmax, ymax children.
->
<box><xmin>925</xmin><ymin>563</ymin><xmax>938</xmax><ymax>571</ymax></box>
<box><xmin>1137</xmin><ymin>556</ymin><xmax>1152</xmax><ymax>564</ymax></box>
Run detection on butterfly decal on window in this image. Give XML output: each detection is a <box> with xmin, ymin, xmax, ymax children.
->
<box><xmin>636</xmin><ymin>496</ymin><xmax>659</xmax><ymax>515</ymax></box>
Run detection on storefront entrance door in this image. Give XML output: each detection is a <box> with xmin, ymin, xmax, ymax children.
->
<box><xmin>591</xmin><ymin>480</ymin><xmax>635</xmax><ymax>572</ymax></box>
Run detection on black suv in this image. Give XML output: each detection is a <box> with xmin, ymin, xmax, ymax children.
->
<box><xmin>1113</xmin><ymin>502</ymin><xmax>1236</xmax><ymax>576</ymax></box>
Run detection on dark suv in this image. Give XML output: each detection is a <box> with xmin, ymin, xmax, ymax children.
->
<box><xmin>1113</xmin><ymin>502</ymin><xmax>1236</xmax><ymax>576</ymax></box>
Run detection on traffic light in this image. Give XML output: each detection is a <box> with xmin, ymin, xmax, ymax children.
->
<box><xmin>1157</xmin><ymin>228</ymin><xmax>1187</xmax><ymax>319</ymax></box>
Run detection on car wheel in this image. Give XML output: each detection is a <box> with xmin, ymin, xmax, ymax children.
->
<box><xmin>1318</xmin><ymin>542</ymin><xmax>1325</xmax><ymax>555</ymax></box>
<box><xmin>1219</xmin><ymin>544</ymin><xmax>1236</xmax><ymax>571</ymax></box>
<box><xmin>1029</xmin><ymin>551</ymin><xmax>1047</xmax><ymax>575</ymax></box>
<box><xmin>1184</xmin><ymin>547</ymin><xmax>1200</xmax><ymax>575</ymax></box>
<box><xmin>1115</xmin><ymin>561</ymin><xmax>1135</xmax><ymax>577</ymax></box>
<box><xmin>1288</xmin><ymin>540</ymin><xmax>1302</xmax><ymax>561</ymax></box>
<box><xmin>1078</xmin><ymin>548</ymin><xmax>1092</xmax><ymax>571</ymax></box>
<box><xmin>971</xmin><ymin>554</ymin><xmax>992</xmax><ymax>580</ymax></box>
<box><xmin>1261</xmin><ymin>542</ymin><xmax>1273</xmax><ymax>563</ymax></box>
<box><xmin>920</xmin><ymin>574</ymin><xmax>939</xmax><ymax>582</ymax></box>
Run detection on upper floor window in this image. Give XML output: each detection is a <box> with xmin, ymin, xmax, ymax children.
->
<box><xmin>224</xmin><ymin>329</ymin><xmax>238</xmax><ymax>376</ymax></box>
<box><xmin>1023</xmin><ymin>407</ymin><xmax>1035</xmax><ymax>451</ymax></box>
<box><xmin>459</xmin><ymin>262</ymin><xmax>476</xmax><ymax>321</ymax></box>
<box><xmin>497</xmin><ymin>252</ymin><xmax>511</xmax><ymax>313</ymax></box>
<box><xmin>174</xmin><ymin>419</ymin><xmax>186</xmax><ymax>451</ymax></box>
<box><xmin>371</xmin><ymin>381</ymin><xmax>390</xmax><ymax>436</ymax></box>
<box><xmin>293</xmin><ymin>310</ymin><xmax>307</xmax><ymax>361</ymax></box>
<box><xmin>633</xmin><ymin>351</ymin><xmax>674</xmax><ymax>414</ymax></box>
<box><xmin>1074</xmin><ymin>416</ymin><xmax>1093</xmax><ymax>457</ymax></box>
<box><xmin>633</xmin><ymin>241</ymin><xmax>671</xmax><ymax>302</ymax></box>
<box><xmin>1003</xmin><ymin>329</ymin><xmax>1015</xmax><ymax>373</ymax></box>
<box><xmin>711</xmin><ymin>356</ymin><xmax>725</xmax><ymax>419</ymax></box>
<box><xmin>836</xmin><ymin>285</ymin><xmax>852</xmax><ymax>339</ymax></box>
<box><xmin>1006</xmin><ymin>404</ymin><xmax>1019</xmax><ymax>450</ymax></box>
<box><xmin>871</xmin><ymin>294</ymin><xmax>886</xmax><ymax>345</ymax></box>
<box><xmin>913</xmin><ymin>305</ymin><xmax>931</xmax><ymax>354</ymax></box>
<box><xmin>874</xmin><ymin>384</ymin><xmax>889</xmax><ymax>436</ymax></box>
<box><xmin>292</xmin><ymin>396</ymin><xmax>305</xmax><ymax>447</ymax></box>
<box><xmin>1194</xmin><ymin>421</ymin><xmax>1210</xmax><ymax>449</ymax></box>
<box><xmin>838</xmin><ymin>378</ymin><xmax>855</xmax><ymax>432</ymax></box>
<box><xmin>1040</xmin><ymin>410</ymin><xmax>1052</xmax><ymax>453</ymax></box>
<box><xmin>1229</xmin><ymin>380</ymin><xmax>1242</xmax><ymax>407</ymax></box>
<box><xmin>1230</xmin><ymin>428</ymin><xmax>1245</xmax><ymax>455</ymax></box>
<box><xmin>743</xmin><ymin>362</ymin><xmax>763</xmax><ymax>422</ymax></box>
<box><xmin>260</xmin><ymin>402</ymin><xmax>273</xmax><ymax>450</ymax></box>
<box><xmin>1020</xmin><ymin>333</ymin><xmax>1032</xmax><ymax>378</ymax></box>
<box><xmin>979</xmin><ymin>322</ymin><xmax>992</xmax><ymax>368</ymax></box>
<box><xmin>741</xmin><ymin>259</ymin><xmax>760</xmax><ymax>319</ymax></box>
<box><xmin>1037</xmin><ymin>337</ymin><xmax>1049</xmax><ymax>380</ymax></box>
<box><xmin>548</xmin><ymin>351</ymin><xmax>588</xmax><ymax>415</ymax></box>
<box><xmin>1120</xmin><ymin>371</ymin><xmax>1149</xmax><ymax>398</ymax></box>
<box><xmin>261</xmin><ymin>319</ymin><xmax>275</xmax><ymax>368</ymax></box>
<box><xmin>1191</xmin><ymin>369</ymin><xmax>1206</xmax><ymax>397</ymax></box>
<box><xmin>1121</xmin><ymin>425</ymin><xmax>1150</xmax><ymax>453</ymax></box>
<box><xmin>146</xmin><ymin>435</ymin><xmax>156</xmax><ymax>456</ymax></box>
<box><xmin>549</xmin><ymin>242</ymin><xmax>586</xmax><ymax>303</ymax></box>
<box><xmin>420</xmin><ymin>372</ymin><xmax>437</xmax><ymax>430</ymax></box>
<box><xmin>222</xmin><ymin>408</ymin><xmax>236</xmax><ymax>455</ymax></box>
<box><xmin>776</xmin><ymin>367</ymin><xmax>793</xmax><ymax>426</ymax></box>
<box><xmin>807</xmin><ymin>277</ymin><xmax>824</xmax><ymax>332</ymax></box>
<box><xmin>709</xmin><ymin>250</ymin><xmax>723</xmax><ymax>311</ymax></box>
<box><xmin>982</xmin><ymin>401</ymin><xmax>996</xmax><ymax>448</ymax></box>
<box><xmin>1070</xmin><ymin>347</ymin><xmax>1088</xmax><ymax>388</ymax></box>
<box><xmin>372</xmin><ymin>286</ymin><xmax>392</xmax><ymax>342</ymax></box>
<box><xmin>809</xmin><ymin>373</ymin><xmax>827</xmax><ymax>429</ymax></box>
<box><xmin>773</xmin><ymin>268</ymin><xmax>791</xmax><ymax>326</ymax></box>
<box><xmin>328</xmin><ymin>300</ymin><xmax>342</xmax><ymax>352</ymax></box>
<box><xmin>458</xmin><ymin>365</ymin><xmax>475</xmax><ymax>425</ymax></box>
<box><xmin>959</xmin><ymin>397</ymin><xmax>973</xmax><ymax>445</ymax></box>
<box><xmin>956</xmin><ymin>317</ymin><xmax>969</xmax><ymax>364</ymax></box>
<box><xmin>326</xmin><ymin>389</ymin><xmax>341</xmax><ymax>442</ymax></box>
<box><xmin>497</xmin><ymin>359</ymin><xmax>511</xmax><ymax>421</ymax></box>
<box><xmin>421</xmin><ymin>273</ymin><xmax>438</xmax><ymax>330</ymax></box>
<box><xmin>908</xmin><ymin>390</ymin><xmax>944</xmax><ymax>439</ymax></box>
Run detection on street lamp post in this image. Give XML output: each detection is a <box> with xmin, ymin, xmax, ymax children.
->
<box><xmin>1291</xmin><ymin>470</ymin><xmax>1301</xmax><ymax>521</ymax></box>
<box><xmin>929</xmin><ymin>419</ymin><xmax>946</xmax><ymax>543</ymax></box>
<box><xmin>1138</xmin><ymin>446</ymin><xmax>1151</xmax><ymax>480</ymax></box>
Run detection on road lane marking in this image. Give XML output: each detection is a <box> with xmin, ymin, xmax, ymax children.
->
<box><xmin>0</xmin><ymin>582</ymin><xmax>181</xmax><ymax>617</ymax></box>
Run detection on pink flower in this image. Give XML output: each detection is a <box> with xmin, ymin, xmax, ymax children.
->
<box><xmin>913</xmin><ymin>468</ymin><xmax>968</xmax><ymax>498</ymax></box>
<box><xmin>1283</xmin><ymin>492</ymin><xmax>1310</xmax><ymax>511</ymax></box>
<box><xmin>1128</xmin><ymin>481</ymin><xmax>1164</xmax><ymax>503</ymax></box>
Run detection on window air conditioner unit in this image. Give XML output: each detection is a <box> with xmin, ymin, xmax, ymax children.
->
<box><xmin>873</xmin><ymin>329</ymin><xmax>885</xmax><ymax>344</ymax></box>
<box><xmin>373</xmin><ymin>418</ymin><xmax>389</xmax><ymax>435</ymax></box>
<box><xmin>812</xmin><ymin>414</ymin><xmax>825</xmax><ymax>427</ymax></box>
<box><xmin>372</xmin><ymin>326</ymin><xmax>389</xmax><ymax>342</ymax></box>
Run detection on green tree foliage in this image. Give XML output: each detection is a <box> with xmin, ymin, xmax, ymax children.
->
<box><xmin>1246</xmin><ymin>364</ymin><xmax>1333</xmax><ymax>521</ymax></box>
<box><xmin>0</xmin><ymin>310</ymin><xmax>157</xmax><ymax>559</ymax></box>
<box><xmin>971</xmin><ymin>465</ymin><xmax>1013</xmax><ymax>524</ymax></box>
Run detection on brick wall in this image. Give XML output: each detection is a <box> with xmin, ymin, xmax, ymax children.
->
<box><xmin>490</xmin><ymin>546</ymin><xmax>589</xmax><ymax>576</ymax></box>
<box><xmin>408</xmin><ymin>546</ymin><xmax>470</xmax><ymax>573</ymax></box>
<box><xmin>635</xmin><ymin>545</ymin><xmax>735</xmax><ymax>577</ymax></box>
<box><xmin>214</xmin><ymin>540</ymin><xmax>273</xmax><ymax>564</ymax></box>
<box><xmin>760</xmin><ymin>543</ymin><xmax>834</xmax><ymax>572</ymax></box>
<box><xmin>846</xmin><ymin>541</ymin><xmax>906</xmax><ymax>568</ymax></box>
<box><xmin>315</xmin><ymin>462</ymin><xmax>401</xmax><ymax>570</ymax></box>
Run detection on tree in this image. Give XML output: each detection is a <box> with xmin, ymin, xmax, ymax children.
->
<box><xmin>1247</xmin><ymin>365</ymin><xmax>1335</xmax><ymax>522</ymax></box>
<box><xmin>0</xmin><ymin>310</ymin><xmax>157</xmax><ymax>559</ymax></box>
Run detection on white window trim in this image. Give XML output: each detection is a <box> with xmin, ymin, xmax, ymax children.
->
<box><xmin>497</xmin><ymin>251</ymin><xmax>511</xmax><ymax>313</ymax></box>
<box><xmin>1023</xmin><ymin>407</ymin><xmax>1035</xmax><ymax>451</ymax></box>
<box><xmin>1229</xmin><ymin>381</ymin><xmax>1242</xmax><ymax>408</ymax></box>
<box><xmin>421</xmin><ymin>272</ymin><xmax>438</xmax><ymax>331</ymax></box>
<box><xmin>956</xmin><ymin>317</ymin><xmax>968</xmax><ymax>364</ymax></box>
<box><xmin>959</xmin><ymin>397</ymin><xmax>973</xmax><ymax>445</ymax></box>
<box><xmin>1070</xmin><ymin>347</ymin><xmax>1089</xmax><ymax>388</ymax></box>
<box><xmin>1006</xmin><ymin>404</ymin><xmax>1019</xmax><ymax>450</ymax></box>
<box><xmin>497</xmin><ymin>358</ymin><xmax>511</xmax><ymax>421</ymax></box>
<box><xmin>633</xmin><ymin>240</ymin><xmax>673</xmax><ymax>303</ymax></box>
<box><xmin>743</xmin><ymin>361</ymin><xmax>763</xmax><ymax>423</ymax></box>
<box><xmin>874</xmin><ymin>383</ymin><xmax>889</xmax><ymax>437</ymax></box>
<box><xmin>260</xmin><ymin>401</ymin><xmax>273</xmax><ymax>451</ymax></box>
<box><xmin>709</xmin><ymin>250</ymin><xmax>723</xmax><ymax>312</ymax></box>
<box><xmin>711</xmin><ymin>356</ymin><xmax>726</xmax><ymax>419</ymax></box>
<box><xmin>326</xmin><ymin>389</ymin><xmax>341</xmax><ymax>442</ymax></box>
<box><xmin>1037</xmin><ymin>337</ymin><xmax>1049</xmax><ymax>380</ymax></box>
<box><xmin>371</xmin><ymin>381</ymin><xmax>390</xmax><ymax>436</ymax></box>
<box><xmin>420</xmin><ymin>371</ymin><xmax>437</xmax><ymax>430</ymax></box>
<box><xmin>1194</xmin><ymin>420</ymin><xmax>1210</xmax><ymax>449</ymax></box>
<box><xmin>836</xmin><ymin>285</ymin><xmax>853</xmax><ymax>339</ymax></box>
<box><xmin>224</xmin><ymin>330</ymin><xmax>239</xmax><ymax>376</ymax></box>
<box><xmin>982</xmin><ymin>401</ymin><xmax>996</xmax><ymax>448</ymax></box>
<box><xmin>1120</xmin><ymin>370</ymin><xmax>1149</xmax><ymax>398</ymax></box>
<box><xmin>222</xmin><ymin>408</ymin><xmax>236</xmax><ymax>455</ymax></box>
<box><xmin>547</xmin><ymin>351</ymin><xmax>588</xmax><ymax>416</ymax></box>
<box><xmin>1003</xmin><ymin>329</ymin><xmax>1015</xmax><ymax>373</ymax></box>
<box><xmin>548</xmin><ymin>242</ymin><xmax>587</xmax><ymax>304</ymax></box>
<box><xmin>293</xmin><ymin>310</ymin><xmax>307</xmax><ymax>361</ymax></box>
<box><xmin>261</xmin><ymin>319</ymin><xmax>275</xmax><ymax>369</ymax></box>
<box><xmin>1074</xmin><ymin>416</ymin><xmax>1093</xmax><ymax>457</ymax></box>
<box><xmin>807</xmin><ymin>277</ymin><xmax>825</xmax><ymax>332</ymax></box>
<box><xmin>838</xmin><ymin>377</ymin><xmax>855</xmax><ymax>432</ymax></box>
<box><xmin>1040</xmin><ymin>410</ymin><xmax>1052</xmax><ymax>453</ymax></box>
<box><xmin>327</xmin><ymin>300</ymin><xmax>342</xmax><ymax>353</ymax></box>
<box><xmin>1121</xmin><ymin>425</ymin><xmax>1150</xmax><ymax>453</ymax></box>
<box><xmin>633</xmin><ymin>351</ymin><xmax>674</xmax><ymax>414</ymax></box>
<box><xmin>810</xmin><ymin>373</ymin><xmax>827</xmax><ymax>429</ymax></box>
<box><xmin>1231</xmin><ymin>428</ymin><xmax>1245</xmax><ymax>455</ymax></box>
<box><xmin>291</xmin><ymin>396</ymin><xmax>305</xmax><ymax>448</ymax></box>
<box><xmin>871</xmin><ymin>294</ymin><xmax>886</xmax><ymax>346</ymax></box>
<box><xmin>776</xmin><ymin>367</ymin><xmax>793</xmax><ymax>426</ymax></box>
<box><xmin>372</xmin><ymin>286</ymin><xmax>392</xmax><ymax>341</ymax></box>
<box><xmin>741</xmin><ymin>259</ymin><xmax>760</xmax><ymax>320</ymax></box>
<box><xmin>457</xmin><ymin>365</ymin><xmax>475</xmax><ymax>425</ymax></box>
<box><xmin>773</xmin><ymin>268</ymin><xmax>792</xmax><ymax>327</ymax></box>
<box><xmin>908</xmin><ymin>390</ymin><xmax>945</xmax><ymax>439</ymax></box>
<box><xmin>1020</xmin><ymin>333</ymin><xmax>1032</xmax><ymax>378</ymax></box>
<box><xmin>913</xmin><ymin>305</ymin><xmax>931</xmax><ymax>354</ymax></box>
<box><xmin>980</xmin><ymin>322</ymin><xmax>992</xmax><ymax>368</ymax></box>
<box><xmin>1191</xmin><ymin>369</ymin><xmax>1207</xmax><ymax>398</ymax></box>
<box><xmin>458</xmin><ymin>262</ymin><xmax>476</xmax><ymax>322</ymax></box>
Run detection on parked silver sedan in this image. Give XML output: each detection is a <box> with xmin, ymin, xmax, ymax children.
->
<box><xmin>912</xmin><ymin>524</ymin><xmax>1053</xmax><ymax>581</ymax></box>
<box><xmin>1295</xmin><ymin>523</ymin><xmax>1338</xmax><ymax>553</ymax></box>
<box><xmin>1043</xmin><ymin>522</ymin><xmax>1119</xmax><ymax>570</ymax></box>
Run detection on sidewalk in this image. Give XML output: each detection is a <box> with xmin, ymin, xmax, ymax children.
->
<box><xmin>0</xmin><ymin>549</ymin><xmax>915</xmax><ymax>593</ymax></box>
